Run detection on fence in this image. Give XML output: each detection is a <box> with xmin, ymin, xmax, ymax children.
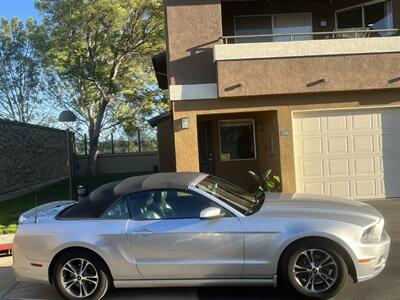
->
<box><xmin>75</xmin><ymin>131</ymin><xmax>157</xmax><ymax>156</ymax></box>
<box><xmin>76</xmin><ymin>152</ymin><xmax>159</xmax><ymax>175</ymax></box>
<box><xmin>0</xmin><ymin>119</ymin><xmax>68</xmax><ymax>201</ymax></box>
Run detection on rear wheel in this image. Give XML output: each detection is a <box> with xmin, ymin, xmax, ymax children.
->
<box><xmin>54</xmin><ymin>251</ymin><xmax>110</xmax><ymax>300</ymax></box>
<box><xmin>280</xmin><ymin>241</ymin><xmax>348</xmax><ymax>299</ymax></box>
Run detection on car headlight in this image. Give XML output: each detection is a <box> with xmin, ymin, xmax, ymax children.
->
<box><xmin>361</xmin><ymin>218</ymin><xmax>384</xmax><ymax>244</ymax></box>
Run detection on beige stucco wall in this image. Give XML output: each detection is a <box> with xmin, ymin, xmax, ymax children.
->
<box><xmin>165</xmin><ymin>0</ymin><xmax>222</xmax><ymax>85</ymax></box>
<box><xmin>172</xmin><ymin>88</ymin><xmax>400</xmax><ymax>192</ymax></box>
<box><xmin>217</xmin><ymin>52</ymin><xmax>400</xmax><ymax>98</ymax></box>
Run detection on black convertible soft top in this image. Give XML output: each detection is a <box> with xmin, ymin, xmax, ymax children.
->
<box><xmin>59</xmin><ymin>172</ymin><xmax>206</xmax><ymax>219</ymax></box>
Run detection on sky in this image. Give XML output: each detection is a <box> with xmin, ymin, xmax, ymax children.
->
<box><xmin>0</xmin><ymin>0</ymin><xmax>41</xmax><ymax>21</ymax></box>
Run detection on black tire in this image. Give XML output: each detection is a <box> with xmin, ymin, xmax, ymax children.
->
<box><xmin>54</xmin><ymin>250</ymin><xmax>110</xmax><ymax>300</ymax></box>
<box><xmin>280</xmin><ymin>241</ymin><xmax>348</xmax><ymax>300</ymax></box>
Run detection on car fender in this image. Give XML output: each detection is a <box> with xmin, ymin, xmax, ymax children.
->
<box><xmin>273</xmin><ymin>230</ymin><xmax>358</xmax><ymax>272</ymax></box>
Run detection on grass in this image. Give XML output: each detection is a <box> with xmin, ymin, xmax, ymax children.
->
<box><xmin>0</xmin><ymin>172</ymin><xmax>151</xmax><ymax>227</ymax></box>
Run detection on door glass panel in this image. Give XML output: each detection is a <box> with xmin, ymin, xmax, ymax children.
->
<box><xmin>337</xmin><ymin>6</ymin><xmax>363</xmax><ymax>29</ymax></box>
<box><xmin>273</xmin><ymin>14</ymin><xmax>313</xmax><ymax>42</ymax></box>
<box><xmin>235</xmin><ymin>15</ymin><xmax>272</xmax><ymax>43</ymax></box>
<box><xmin>127</xmin><ymin>190</ymin><xmax>224</xmax><ymax>220</ymax></box>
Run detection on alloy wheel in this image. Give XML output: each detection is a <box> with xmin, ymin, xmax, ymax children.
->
<box><xmin>61</xmin><ymin>258</ymin><xmax>99</xmax><ymax>298</ymax></box>
<box><xmin>292</xmin><ymin>249</ymin><xmax>338</xmax><ymax>293</ymax></box>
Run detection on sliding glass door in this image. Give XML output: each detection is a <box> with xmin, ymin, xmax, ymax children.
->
<box><xmin>235</xmin><ymin>13</ymin><xmax>312</xmax><ymax>43</ymax></box>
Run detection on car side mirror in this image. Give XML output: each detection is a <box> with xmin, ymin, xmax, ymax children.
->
<box><xmin>200</xmin><ymin>207</ymin><xmax>224</xmax><ymax>220</ymax></box>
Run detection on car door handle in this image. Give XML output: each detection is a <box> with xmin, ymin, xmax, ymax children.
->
<box><xmin>132</xmin><ymin>229</ymin><xmax>153</xmax><ymax>238</ymax></box>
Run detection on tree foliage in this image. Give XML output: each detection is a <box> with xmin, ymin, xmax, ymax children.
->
<box><xmin>36</xmin><ymin>0</ymin><xmax>167</xmax><ymax>174</ymax></box>
<box><xmin>0</xmin><ymin>17</ymin><xmax>47</xmax><ymax>123</ymax></box>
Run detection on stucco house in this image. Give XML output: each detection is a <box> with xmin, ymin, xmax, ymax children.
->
<box><xmin>150</xmin><ymin>0</ymin><xmax>400</xmax><ymax>200</ymax></box>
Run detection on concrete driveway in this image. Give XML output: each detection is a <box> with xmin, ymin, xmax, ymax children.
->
<box><xmin>1</xmin><ymin>199</ymin><xmax>399</xmax><ymax>300</ymax></box>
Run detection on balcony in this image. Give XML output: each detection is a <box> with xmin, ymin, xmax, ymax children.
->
<box><xmin>214</xmin><ymin>29</ymin><xmax>400</xmax><ymax>98</ymax></box>
<box><xmin>213</xmin><ymin>0</ymin><xmax>400</xmax><ymax>98</ymax></box>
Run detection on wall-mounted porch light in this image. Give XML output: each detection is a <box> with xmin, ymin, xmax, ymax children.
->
<box><xmin>320</xmin><ymin>19</ymin><xmax>328</xmax><ymax>28</ymax></box>
<box><xmin>181</xmin><ymin>117</ymin><xmax>190</xmax><ymax>129</ymax></box>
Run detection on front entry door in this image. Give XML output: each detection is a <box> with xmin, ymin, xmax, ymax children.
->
<box><xmin>198</xmin><ymin>122</ymin><xmax>215</xmax><ymax>174</ymax></box>
<box><xmin>125</xmin><ymin>189</ymin><xmax>244</xmax><ymax>279</ymax></box>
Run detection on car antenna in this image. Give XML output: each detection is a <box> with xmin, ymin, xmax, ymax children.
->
<box><xmin>34</xmin><ymin>193</ymin><xmax>39</xmax><ymax>224</ymax></box>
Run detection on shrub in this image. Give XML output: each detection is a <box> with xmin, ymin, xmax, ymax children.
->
<box><xmin>249</xmin><ymin>169</ymin><xmax>281</xmax><ymax>195</ymax></box>
<box><xmin>5</xmin><ymin>224</ymin><xmax>18</xmax><ymax>234</ymax></box>
<box><xmin>0</xmin><ymin>224</ymin><xmax>18</xmax><ymax>235</ymax></box>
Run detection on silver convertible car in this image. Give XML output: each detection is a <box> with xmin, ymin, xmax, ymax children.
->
<box><xmin>13</xmin><ymin>173</ymin><xmax>390</xmax><ymax>300</ymax></box>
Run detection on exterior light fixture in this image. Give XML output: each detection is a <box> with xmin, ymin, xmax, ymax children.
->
<box><xmin>58</xmin><ymin>110</ymin><xmax>78</xmax><ymax>201</ymax></box>
<box><xmin>181</xmin><ymin>117</ymin><xmax>190</xmax><ymax>129</ymax></box>
<box><xmin>58</xmin><ymin>110</ymin><xmax>77</xmax><ymax>122</ymax></box>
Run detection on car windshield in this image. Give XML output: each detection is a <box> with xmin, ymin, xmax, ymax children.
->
<box><xmin>196</xmin><ymin>175</ymin><xmax>256</xmax><ymax>215</ymax></box>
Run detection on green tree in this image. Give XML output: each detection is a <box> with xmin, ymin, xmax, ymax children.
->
<box><xmin>0</xmin><ymin>17</ymin><xmax>47</xmax><ymax>123</ymax></box>
<box><xmin>36</xmin><ymin>0</ymin><xmax>166</xmax><ymax>175</ymax></box>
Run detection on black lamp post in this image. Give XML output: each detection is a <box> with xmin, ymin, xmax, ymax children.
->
<box><xmin>58</xmin><ymin>110</ymin><xmax>77</xmax><ymax>201</ymax></box>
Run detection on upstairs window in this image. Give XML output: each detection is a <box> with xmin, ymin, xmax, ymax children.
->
<box><xmin>336</xmin><ymin>0</ymin><xmax>393</xmax><ymax>35</ymax></box>
<box><xmin>235</xmin><ymin>15</ymin><xmax>273</xmax><ymax>43</ymax></box>
<box><xmin>234</xmin><ymin>13</ymin><xmax>312</xmax><ymax>43</ymax></box>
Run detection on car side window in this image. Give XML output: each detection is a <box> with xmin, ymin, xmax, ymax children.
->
<box><xmin>102</xmin><ymin>197</ymin><xmax>130</xmax><ymax>219</ymax></box>
<box><xmin>126</xmin><ymin>190</ymin><xmax>228</xmax><ymax>220</ymax></box>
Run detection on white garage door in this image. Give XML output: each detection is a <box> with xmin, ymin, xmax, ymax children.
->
<box><xmin>293</xmin><ymin>108</ymin><xmax>400</xmax><ymax>200</ymax></box>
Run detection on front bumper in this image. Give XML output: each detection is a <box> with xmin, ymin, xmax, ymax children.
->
<box><xmin>351</xmin><ymin>230</ymin><xmax>391</xmax><ymax>282</ymax></box>
<box><xmin>12</xmin><ymin>244</ymin><xmax>50</xmax><ymax>284</ymax></box>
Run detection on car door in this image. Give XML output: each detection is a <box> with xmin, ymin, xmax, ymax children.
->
<box><xmin>124</xmin><ymin>189</ymin><xmax>244</xmax><ymax>280</ymax></box>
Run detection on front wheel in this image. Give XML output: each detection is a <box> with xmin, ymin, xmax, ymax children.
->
<box><xmin>54</xmin><ymin>251</ymin><xmax>110</xmax><ymax>300</ymax></box>
<box><xmin>280</xmin><ymin>242</ymin><xmax>348</xmax><ymax>299</ymax></box>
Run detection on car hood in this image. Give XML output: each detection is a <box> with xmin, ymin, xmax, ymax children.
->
<box><xmin>254</xmin><ymin>193</ymin><xmax>382</xmax><ymax>226</ymax></box>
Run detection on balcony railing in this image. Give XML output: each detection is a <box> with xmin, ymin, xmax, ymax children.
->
<box><xmin>221</xmin><ymin>28</ymin><xmax>399</xmax><ymax>44</ymax></box>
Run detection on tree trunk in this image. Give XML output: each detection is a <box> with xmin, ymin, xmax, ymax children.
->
<box><xmin>87</xmin><ymin>101</ymin><xmax>108</xmax><ymax>176</ymax></box>
<box><xmin>87</xmin><ymin>127</ymin><xmax>100</xmax><ymax>176</ymax></box>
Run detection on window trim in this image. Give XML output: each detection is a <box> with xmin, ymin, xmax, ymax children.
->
<box><xmin>335</xmin><ymin>0</ymin><xmax>393</xmax><ymax>30</ymax></box>
<box><xmin>233</xmin><ymin>12</ymin><xmax>313</xmax><ymax>43</ymax></box>
<box><xmin>114</xmin><ymin>188</ymin><xmax>234</xmax><ymax>221</ymax></box>
<box><xmin>218</xmin><ymin>119</ymin><xmax>257</xmax><ymax>162</ymax></box>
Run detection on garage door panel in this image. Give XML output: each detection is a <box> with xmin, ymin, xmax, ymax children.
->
<box><xmin>354</xmin><ymin>179</ymin><xmax>377</xmax><ymax>198</ymax></box>
<box><xmin>354</xmin><ymin>157</ymin><xmax>376</xmax><ymax>176</ymax></box>
<box><xmin>300</xmin><ymin>116</ymin><xmax>322</xmax><ymax>133</ymax></box>
<box><xmin>327</xmin><ymin>159</ymin><xmax>350</xmax><ymax>176</ymax></box>
<box><xmin>352</xmin><ymin>135</ymin><xmax>375</xmax><ymax>153</ymax></box>
<box><xmin>329</xmin><ymin>181</ymin><xmax>351</xmax><ymax>198</ymax></box>
<box><xmin>303</xmin><ymin>182</ymin><xmax>325</xmax><ymax>195</ymax></box>
<box><xmin>302</xmin><ymin>138</ymin><xmax>323</xmax><ymax>155</ymax></box>
<box><xmin>351</xmin><ymin>114</ymin><xmax>374</xmax><ymax>130</ymax></box>
<box><xmin>327</xmin><ymin>115</ymin><xmax>347</xmax><ymax>131</ymax></box>
<box><xmin>294</xmin><ymin>108</ymin><xmax>400</xmax><ymax>199</ymax></box>
<box><xmin>327</xmin><ymin>136</ymin><xmax>348</xmax><ymax>154</ymax></box>
<box><xmin>302</xmin><ymin>160</ymin><xmax>324</xmax><ymax>177</ymax></box>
